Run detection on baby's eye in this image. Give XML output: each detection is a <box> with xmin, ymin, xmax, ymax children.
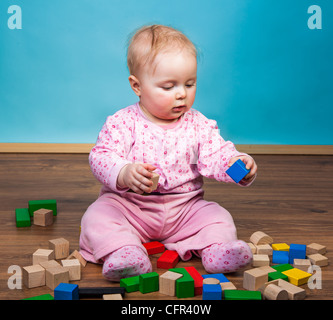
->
<box><xmin>162</xmin><ymin>86</ymin><xmax>174</xmax><ymax>90</ymax></box>
<box><xmin>186</xmin><ymin>83</ymin><xmax>196</xmax><ymax>88</ymax></box>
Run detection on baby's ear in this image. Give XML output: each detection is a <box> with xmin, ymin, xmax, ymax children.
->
<box><xmin>128</xmin><ymin>75</ymin><xmax>141</xmax><ymax>97</ymax></box>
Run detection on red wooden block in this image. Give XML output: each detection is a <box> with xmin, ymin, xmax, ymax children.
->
<box><xmin>143</xmin><ymin>241</ymin><xmax>165</xmax><ymax>255</ymax></box>
<box><xmin>184</xmin><ymin>266</ymin><xmax>203</xmax><ymax>295</ymax></box>
<box><xmin>157</xmin><ymin>250</ymin><xmax>179</xmax><ymax>269</ymax></box>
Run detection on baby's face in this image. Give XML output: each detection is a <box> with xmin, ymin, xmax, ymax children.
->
<box><xmin>137</xmin><ymin>49</ymin><xmax>197</xmax><ymax>124</ymax></box>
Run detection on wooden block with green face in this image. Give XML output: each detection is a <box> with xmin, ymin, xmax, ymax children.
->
<box><xmin>169</xmin><ymin>268</ymin><xmax>194</xmax><ymax>298</ymax></box>
<box><xmin>15</xmin><ymin>208</ymin><xmax>31</xmax><ymax>227</ymax></box>
<box><xmin>28</xmin><ymin>199</ymin><xmax>57</xmax><ymax>216</ymax></box>
<box><xmin>120</xmin><ymin>275</ymin><xmax>140</xmax><ymax>293</ymax></box>
<box><xmin>224</xmin><ymin>290</ymin><xmax>262</xmax><ymax>300</ymax></box>
<box><xmin>139</xmin><ymin>272</ymin><xmax>159</xmax><ymax>293</ymax></box>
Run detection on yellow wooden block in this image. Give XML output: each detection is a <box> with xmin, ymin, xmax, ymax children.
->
<box><xmin>272</xmin><ymin>243</ymin><xmax>290</xmax><ymax>251</ymax></box>
<box><xmin>282</xmin><ymin>268</ymin><xmax>311</xmax><ymax>286</ymax></box>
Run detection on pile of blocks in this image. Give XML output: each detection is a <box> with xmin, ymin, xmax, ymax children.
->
<box><xmin>22</xmin><ymin>237</ymin><xmax>87</xmax><ymax>292</ymax></box>
<box><xmin>15</xmin><ymin>199</ymin><xmax>57</xmax><ymax>227</ymax></box>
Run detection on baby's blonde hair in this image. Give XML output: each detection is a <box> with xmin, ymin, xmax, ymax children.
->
<box><xmin>127</xmin><ymin>24</ymin><xmax>197</xmax><ymax>75</ymax></box>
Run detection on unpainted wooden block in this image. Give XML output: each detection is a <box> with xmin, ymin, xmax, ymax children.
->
<box><xmin>66</xmin><ymin>250</ymin><xmax>87</xmax><ymax>267</ymax></box>
<box><xmin>48</xmin><ymin>238</ymin><xmax>70</xmax><ymax>259</ymax></box>
<box><xmin>293</xmin><ymin>259</ymin><xmax>312</xmax><ymax>272</ymax></box>
<box><xmin>159</xmin><ymin>271</ymin><xmax>183</xmax><ymax>296</ymax></box>
<box><xmin>307</xmin><ymin>253</ymin><xmax>328</xmax><ymax>267</ymax></box>
<box><xmin>256</xmin><ymin>244</ymin><xmax>273</xmax><ymax>256</ymax></box>
<box><xmin>61</xmin><ymin>259</ymin><xmax>81</xmax><ymax>280</ymax></box>
<box><xmin>32</xmin><ymin>249</ymin><xmax>55</xmax><ymax>265</ymax></box>
<box><xmin>103</xmin><ymin>294</ymin><xmax>123</xmax><ymax>300</ymax></box>
<box><xmin>33</xmin><ymin>208</ymin><xmax>53</xmax><ymax>226</ymax></box>
<box><xmin>39</xmin><ymin>259</ymin><xmax>61</xmax><ymax>269</ymax></box>
<box><xmin>264</xmin><ymin>283</ymin><xmax>288</xmax><ymax>300</ymax></box>
<box><xmin>306</xmin><ymin>243</ymin><xmax>326</xmax><ymax>255</ymax></box>
<box><xmin>252</xmin><ymin>254</ymin><xmax>270</xmax><ymax>267</ymax></box>
<box><xmin>220</xmin><ymin>281</ymin><xmax>237</xmax><ymax>292</ymax></box>
<box><xmin>250</xmin><ymin>231</ymin><xmax>273</xmax><ymax>245</ymax></box>
<box><xmin>277</xmin><ymin>279</ymin><xmax>306</xmax><ymax>300</ymax></box>
<box><xmin>150</xmin><ymin>172</ymin><xmax>159</xmax><ymax>191</ymax></box>
<box><xmin>247</xmin><ymin>242</ymin><xmax>257</xmax><ymax>254</ymax></box>
<box><xmin>45</xmin><ymin>266</ymin><xmax>69</xmax><ymax>290</ymax></box>
<box><xmin>243</xmin><ymin>268</ymin><xmax>268</xmax><ymax>291</ymax></box>
<box><xmin>203</xmin><ymin>277</ymin><xmax>220</xmax><ymax>285</ymax></box>
<box><xmin>23</xmin><ymin>265</ymin><xmax>45</xmax><ymax>288</ymax></box>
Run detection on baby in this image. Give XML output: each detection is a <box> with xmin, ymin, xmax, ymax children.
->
<box><xmin>79</xmin><ymin>24</ymin><xmax>257</xmax><ymax>281</ymax></box>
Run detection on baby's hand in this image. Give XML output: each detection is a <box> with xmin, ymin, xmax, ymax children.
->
<box><xmin>228</xmin><ymin>155</ymin><xmax>257</xmax><ymax>182</ymax></box>
<box><xmin>117</xmin><ymin>163</ymin><xmax>157</xmax><ymax>194</ymax></box>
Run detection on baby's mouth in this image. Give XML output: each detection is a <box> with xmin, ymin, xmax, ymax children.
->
<box><xmin>172</xmin><ymin>105</ymin><xmax>186</xmax><ymax>112</ymax></box>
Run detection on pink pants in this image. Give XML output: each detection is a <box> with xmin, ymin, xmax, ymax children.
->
<box><xmin>79</xmin><ymin>189</ymin><xmax>237</xmax><ymax>263</ymax></box>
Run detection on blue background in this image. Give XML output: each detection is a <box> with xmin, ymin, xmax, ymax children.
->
<box><xmin>0</xmin><ymin>0</ymin><xmax>332</xmax><ymax>144</ymax></box>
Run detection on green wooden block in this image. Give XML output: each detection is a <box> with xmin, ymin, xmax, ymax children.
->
<box><xmin>22</xmin><ymin>293</ymin><xmax>54</xmax><ymax>300</ymax></box>
<box><xmin>224</xmin><ymin>290</ymin><xmax>262</xmax><ymax>300</ymax></box>
<box><xmin>139</xmin><ymin>272</ymin><xmax>159</xmax><ymax>293</ymax></box>
<box><xmin>28</xmin><ymin>199</ymin><xmax>57</xmax><ymax>216</ymax></box>
<box><xmin>169</xmin><ymin>268</ymin><xmax>194</xmax><ymax>298</ymax></box>
<box><xmin>120</xmin><ymin>275</ymin><xmax>140</xmax><ymax>293</ymax></box>
<box><xmin>15</xmin><ymin>208</ymin><xmax>31</xmax><ymax>227</ymax></box>
<box><xmin>272</xmin><ymin>264</ymin><xmax>293</xmax><ymax>273</ymax></box>
<box><xmin>268</xmin><ymin>271</ymin><xmax>289</xmax><ymax>282</ymax></box>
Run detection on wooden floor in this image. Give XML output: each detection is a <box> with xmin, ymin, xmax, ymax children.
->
<box><xmin>0</xmin><ymin>153</ymin><xmax>332</xmax><ymax>300</ymax></box>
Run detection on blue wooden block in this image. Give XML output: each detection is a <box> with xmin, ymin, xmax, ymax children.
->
<box><xmin>289</xmin><ymin>244</ymin><xmax>306</xmax><ymax>264</ymax></box>
<box><xmin>202</xmin><ymin>273</ymin><xmax>229</xmax><ymax>283</ymax></box>
<box><xmin>226</xmin><ymin>159</ymin><xmax>250</xmax><ymax>183</ymax></box>
<box><xmin>202</xmin><ymin>284</ymin><xmax>222</xmax><ymax>300</ymax></box>
<box><xmin>54</xmin><ymin>283</ymin><xmax>79</xmax><ymax>300</ymax></box>
<box><xmin>272</xmin><ymin>250</ymin><xmax>289</xmax><ymax>264</ymax></box>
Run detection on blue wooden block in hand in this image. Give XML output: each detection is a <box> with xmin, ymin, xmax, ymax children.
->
<box><xmin>226</xmin><ymin>159</ymin><xmax>250</xmax><ymax>183</ymax></box>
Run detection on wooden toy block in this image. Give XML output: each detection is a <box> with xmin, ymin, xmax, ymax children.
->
<box><xmin>272</xmin><ymin>243</ymin><xmax>290</xmax><ymax>251</ymax></box>
<box><xmin>247</xmin><ymin>242</ymin><xmax>257</xmax><ymax>254</ymax></box>
<box><xmin>293</xmin><ymin>259</ymin><xmax>312</xmax><ymax>272</ymax></box>
<box><xmin>169</xmin><ymin>268</ymin><xmax>195</xmax><ymax>298</ymax></box>
<box><xmin>257</xmin><ymin>265</ymin><xmax>277</xmax><ymax>274</ymax></box>
<box><xmin>272</xmin><ymin>250</ymin><xmax>289</xmax><ymax>264</ymax></box>
<box><xmin>277</xmin><ymin>279</ymin><xmax>306</xmax><ymax>300</ymax></box>
<box><xmin>263</xmin><ymin>283</ymin><xmax>288</xmax><ymax>300</ymax></box>
<box><xmin>54</xmin><ymin>283</ymin><xmax>79</xmax><ymax>300</ymax></box>
<box><xmin>150</xmin><ymin>172</ymin><xmax>159</xmax><ymax>191</ymax></box>
<box><xmin>221</xmin><ymin>281</ymin><xmax>237</xmax><ymax>292</ymax></box>
<box><xmin>243</xmin><ymin>268</ymin><xmax>268</xmax><ymax>291</ymax></box>
<box><xmin>282</xmin><ymin>268</ymin><xmax>312</xmax><ymax>286</ymax></box>
<box><xmin>272</xmin><ymin>263</ymin><xmax>293</xmax><ymax>273</ymax></box>
<box><xmin>45</xmin><ymin>266</ymin><xmax>69</xmax><ymax>290</ymax></box>
<box><xmin>258</xmin><ymin>279</ymin><xmax>279</xmax><ymax>295</ymax></box>
<box><xmin>32</xmin><ymin>249</ymin><xmax>55</xmax><ymax>265</ymax></box>
<box><xmin>120</xmin><ymin>275</ymin><xmax>140</xmax><ymax>293</ymax></box>
<box><xmin>184</xmin><ymin>266</ymin><xmax>203</xmax><ymax>295</ymax></box>
<box><xmin>66</xmin><ymin>250</ymin><xmax>87</xmax><ymax>267</ymax></box>
<box><xmin>256</xmin><ymin>244</ymin><xmax>273</xmax><ymax>255</ymax></box>
<box><xmin>203</xmin><ymin>278</ymin><xmax>220</xmax><ymax>285</ymax></box>
<box><xmin>224</xmin><ymin>290</ymin><xmax>262</xmax><ymax>300</ymax></box>
<box><xmin>22</xmin><ymin>294</ymin><xmax>54</xmax><ymax>300</ymax></box>
<box><xmin>78</xmin><ymin>287</ymin><xmax>125</xmax><ymax>299</ymax></box>
<box><xmin>28</xmin><ymin>199</ymin><xmax>57</xmax><ymax>216</ymax></box>
<box><xmin>289</xmin><ymin>243</ymin><xmax>306</xmax><ymax>264</ymax></box>
<box><xmin>103</xmin><ymin>294</ymin><xmax>123</xmax><ymax>300</ymax></box>
<box><xmin>159</xmin><ymin>271</ymin><xmax>183</xmax><ymax>296</ymax></box>
<box><xmin>22</xmin><ymin>265</ymin><xmax>45</xmax><ymax>288</ymax></box>
<box><xmin>61</xmin><ymin>259</ymin><xmax>81</xmax><ymax>280</ymax></box>
<box><xmin>306</xmin><ymin>243</ymin><xmax>326</xmax><ymax>255</ymax></box>
<box><xmin>202</xmin><ymin>284</ymin><xmax>222</xmax><ymax>300</ymax></box>
<box><xmin>268</xmin><ymin>271</ymin><xmax>289</xmax><ymax>282</ymax></box>
<box><xmin>139</xmin><ymin>272</ymin><xmax>159</xmax><ymax>293</ymax></box>
<box><xmin>226</xmin><ymin>159</ymin><xmax>250</xmax><ymax>183</ymax></box>
<box><xmin>15</xmin><ymin>208</ymin><xmax>31</xmax><ymax>227</ymax></box>
<box><xmin>249</xmin><ymin>231</ymin><xmax>273</xmax><ymax>245</ymax></box>
<box><xmin>307</xmin><ymin>253</ymin><xmax>328</xmax><ymax>267</ymax></box>
<box><xmin>48</xmin><ymin>237</ymin><xmax>70</xmax><ymax>259</ymax></box>
<box><xmin>33</xmin><ymin>208</ymin><xmax>53</xmax><ymax>226</ymax></box>
<box><xmin>252</xmin><ymin>254</ymin><xmax>270</xmax><ymax>267</ymax></box>
<box><xmin>142</xmin><ymin>241</ymin><xmax>165</xmax><ymax>255</ymax></box>
<box><xmin>39</xmin><ymin>259</ymin><xmax>61</xmax><ymax>269</ymax></box>
<box><xmin>202</xmin><ymin>273</ymin><xmax>230</xmax><ymax>283</ymax></box>
<box><xmin>157</xmin><ymin>250</ymin><xmax>179</xmax><ymax>269</ymax></box>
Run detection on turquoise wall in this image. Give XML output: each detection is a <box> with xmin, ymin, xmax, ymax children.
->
<box><xmin>0</xmin><ymin>0</ymin><xmax>332</xmax><ymax>144</ymax></box>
